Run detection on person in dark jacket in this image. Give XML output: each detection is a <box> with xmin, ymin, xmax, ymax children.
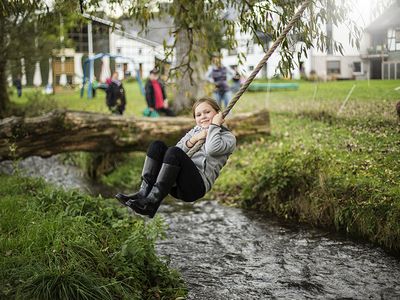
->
<box><xmin>106</xmin><ymin>72</ymin><xmax>126</xmax><ymax>115</ymax></box>
<box><xmin>205</xmin><ymin>53</ymin><xmax>235</xmax><ymax>108</ymax></box>
<box><xmin>13</xmin><ymin>75</ymin><xmax>22</xmax><ymax>97</ymax></box>
<box><xmin>145</xmin><ymin>68</ymin><xmax>175</xmax><ymax>116</ymax></box>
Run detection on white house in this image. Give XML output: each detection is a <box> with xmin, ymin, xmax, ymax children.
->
<box><xmin>110</xmin><ymin>29</ymin><xmax>164</xmax><ymax>80</ymax></box>
<box><xmin>221</xmin><ymin>28</ymin><xmax>296</xmax><ymax>79</ymax></box>
<box><xmin>360</xmin><ymin>1</ymin><xmax>400</xmax><ymax>80</ymax></box>
<box><xmin>221</xmin><ymin>19</ymin><xmax>364</xmax><ymax>81</ymax></box>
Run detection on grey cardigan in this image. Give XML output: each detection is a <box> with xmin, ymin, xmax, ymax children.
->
<box><xmin>176</xmin><ymin>124</ymin><xmax>236</xmax><ymax>193</ymax></box>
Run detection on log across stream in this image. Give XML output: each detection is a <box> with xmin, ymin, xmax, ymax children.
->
<box><xmin>0</xmin><ymin>110</ymin><xmax>269</xmax><ymax>160</ymax></box>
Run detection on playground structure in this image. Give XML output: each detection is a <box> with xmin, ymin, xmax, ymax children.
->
<box><xmin>80</xmin><ymin>53</ymin><xmax>145</xmax><ymax>99</ymax></box>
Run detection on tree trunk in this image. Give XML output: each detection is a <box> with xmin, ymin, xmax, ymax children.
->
<box><xmin>172</xmin><ymin>25</ymin><xmax>207</xmax><ymax>112</ymax></box>
<box><xmin>0</xmin><ymin>59</ymin><xmax>10</xmax><ymax>118</ymax></box>
<box><xmin>0</xmin><ymin>18</ymin><xmax>10</xmax><ymax>117</ymax></box>
<box><xmin>0</xmin><ymin>109</ymin><xmax>270</xmax><ymax>161</ymax></box>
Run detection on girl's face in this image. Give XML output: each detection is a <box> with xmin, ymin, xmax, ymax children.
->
<box><xmin>194</xmin><ymin>102</ymin><xmax>218</xmax><ymax>128</ymax></box>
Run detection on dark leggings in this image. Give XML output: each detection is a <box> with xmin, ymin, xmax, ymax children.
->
<box><xmin>147</xmin><ymin>140</ymin><xmax>206</xmax><ymax>202</ymax></box>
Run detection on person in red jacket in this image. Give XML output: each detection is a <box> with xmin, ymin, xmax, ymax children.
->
<box><xmin>144</xmin><ymin>68</ymin><xmax>175</xmax><ymax>116</ymax></box>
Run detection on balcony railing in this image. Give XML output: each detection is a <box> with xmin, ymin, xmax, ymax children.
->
<box><xmin>366</xmin><ymin>45</ymin><xmax>388</xmax><ymax>55</ymax></box>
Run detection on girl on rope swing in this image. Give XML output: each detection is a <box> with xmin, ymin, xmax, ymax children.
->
<box><xmin>115</xmin><ymin>96</ymin><xmax>236</xmax><ymax>218</ymax></box>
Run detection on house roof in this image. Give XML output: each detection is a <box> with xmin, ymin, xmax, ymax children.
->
<box><xmin>82</xmin><ymin>13</ymin><xmax>122</xmax><ymax>29</ymax></box>
<box><xmin>114</xmin><ymin>29</ymin><xmax>161</xmax><ymax>48</ymax></box>
<box><xmin>121</xmin><ymin>17</ymin><xmax>175</xmax><ymax>46</ymax></box>
<box><xmin>366</xmin><ymin>2</ymin><xmax>400</xmax><ymax>33</ymax></box>
<box><xmin>82</xmin><ymin>13</ymin><xmax>161</xmax><ymax>48</ymax></box>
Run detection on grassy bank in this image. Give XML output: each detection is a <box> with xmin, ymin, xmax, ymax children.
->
<box><xmin>8</xmin><ymin>79</ymin><xmax>400</xmax><ymax>254</ymax></box>
<box><xmin>0</xmin><ymin>175</ymin><xmax>186</xmax><ymax>299</ymax></box>
<box><xmin>212</xmin><ymin>79</ymin><xmax>400</xmax><ymax>253</ymax></box>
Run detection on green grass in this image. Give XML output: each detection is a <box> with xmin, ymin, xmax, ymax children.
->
<box><xmin>0</xmin><ymin>175</ymin><xmax>186</xmax><ymax>299</ymax></box>
<box><xmin>7</xmin><ymin>79</ymin><xmax>400</xmax><ymax>255</ymax></box>
<box><xmin>235</xmin><ymin>79</ymin><xmax>400</xmax><ymax>116</ymax></box>
<box><xmin>10</xmin><ymin>80</ymin><xmax>149</xmax><ymax>117</ymax></box>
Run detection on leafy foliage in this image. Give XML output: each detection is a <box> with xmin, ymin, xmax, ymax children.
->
<box><xmin>117</xmin><ymin>0</ymin><xmax>361</xmax><ymax>78</ymax></box>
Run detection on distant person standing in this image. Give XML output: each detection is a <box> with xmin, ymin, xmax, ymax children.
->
<box><xmin>231</xmin><ymin>65</ymin><xmax>242</xmax><ymax>94</ymax></box>
<box><xmin>206</xmin><ymin>52</ymin><xmax>235</xmax><ymax>108</ymax></box>
<box><xmin>145</xmin><ymin>68</ymin><xmax>175</xmax><ymax>116</ymax></box>
<box><xmin>13</xmin><ymin>75</ymin><xmax>22</xmax><ymax>97</ymax></box>
<box><xmin>92</xmin><ymin>76</ymin><xmax>98</xmax><ymax>98</ymax></box>
<box><xmin>106</xmin><ymin>72</ymin><xmax>126</xmax><ymax>115</ymax></box>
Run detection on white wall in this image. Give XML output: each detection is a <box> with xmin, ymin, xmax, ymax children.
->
<box><xmin>222</xmin><ymin>27</ymin><xmax>308</xmax><ymax>79</ymax></box>
<box><xmin>110</xmin><ymin>31</ymin><xmax>162</xmax><ymax>80</ymax></box>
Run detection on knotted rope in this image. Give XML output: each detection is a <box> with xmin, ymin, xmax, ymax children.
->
<box><xmin>187</xmin><ymin>0</ymin><xmax>311</xmax><ymax>157</ymax></box>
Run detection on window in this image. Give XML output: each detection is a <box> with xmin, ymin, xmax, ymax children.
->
<box><xmin>353</xmin><ymin>61</ymin><xmax>361</xmax><ymax>73</ymax></box>
<box><xmin>397</xmin><ymin>63</ymin><xmax>400</xmax><ymax>79</ymax></box>
<box><xmin>327</xmin><ymin>61</ymin><xmax>340</xmax><ymax>74</ymax></box>
<box><xmin>116</xmin><ymin>47</ymin><xmax>121</xmax><ymax>54</ymax></box>
<box><xmin>138</xmin><ymin>48</ymin><xmax>142</xmax><ymax>55</ymax></box>
<box><xmin>326</xmin><ymin>22</ymin><xmax>333</xmax><ymax>55</ymax></box>
<box><xmin>396</xmin><ymin>30</ymin><xmax>400</xmax><ymax>43</ymax></box>
<box><xmin>247</xmin><ymin>40</ymin><xmax>254</xmax><ymax>54</ymax></box>
<box><xmin>249</xmin><ymin>65</ymin><xmax>254</xmax><ymax>71</ymax></box>
<box><xmin>228</xmin><ymin>49</ymin><xmax>237</xmax><ymax>56</ymax></box>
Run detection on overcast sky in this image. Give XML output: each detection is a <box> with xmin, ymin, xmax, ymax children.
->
<box><xmin>351</xmin><ymin>0</ymin><xmax>374</xmax><ymax>27</ymax></box>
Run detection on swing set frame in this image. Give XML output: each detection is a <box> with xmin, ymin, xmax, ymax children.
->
<box><xmin>80</xmin><ymin>53</ymin><xmax>145</xmax><ymax>99</ymax></box>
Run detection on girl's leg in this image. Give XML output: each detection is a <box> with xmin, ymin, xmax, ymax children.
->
<box><xmin>146</xmin><ymin>140</ymin><xmax>168</xmax><ymax>162</ymax></box>
<box><xmin>166</xmin><ymin>148</ymin><xmax>206</xmax><ymax>202</ymax></box>
<box><xmin>223</xmin><ymin>90</ymin><xmax>231</xmax><ymax>107</ymax></box>
<box><xmin>213</xmin><ymin>91</ymin><xmax>222</xmax><ymax>107</ymax></box>
<box><xmin>115</xmin><ymin>140</ymin><xmax>167</xmax><ymax>203</ymax></box>
<box><xmin>126</xmin><ymin>147</ymin><xmax>205</xmax><ymax>217</ymax></box>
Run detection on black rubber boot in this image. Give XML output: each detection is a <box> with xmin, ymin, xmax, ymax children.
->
<box><xmin>115</xmin><ymin>156</ymin><xmax>161</xmax><ymax>205</ymax></box>
<box><xmin>127</xmin><ymin>163</ymin><xmax>180</xmax><ymax>218</ymax></box>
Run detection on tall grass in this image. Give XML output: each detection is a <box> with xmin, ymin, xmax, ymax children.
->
<box><xmin>0</xmin><ymin>175</ymin><xmax>186</xmax><ymax>299</ymax></box>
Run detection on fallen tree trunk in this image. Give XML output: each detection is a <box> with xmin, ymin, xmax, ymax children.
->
<box><xmin>0</xmin><ymin>109</ymin><xmax>270</xmax><ymax>161</ymax></box>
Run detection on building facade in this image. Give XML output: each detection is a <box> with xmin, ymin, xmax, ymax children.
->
<box><xmin>361</xmin><ymin>1</ymin><xmax>400</xmax><ymax>80</ymax></box>
<box><xmin>20</xmin><ymin>14</ymin><xmax>162</xmax><ymax>87</ymax></box>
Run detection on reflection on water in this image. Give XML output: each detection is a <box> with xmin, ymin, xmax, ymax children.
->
<box><xmin>2</xmin><ymin>156</ymin><xmax>400</xmax><ymax>299</ymax></box>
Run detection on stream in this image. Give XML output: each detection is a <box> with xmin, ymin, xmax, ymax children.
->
<box><xmin>2</xmin><ymin>156</ymin><xmax>400</xmax><ymax>299</ymax></box>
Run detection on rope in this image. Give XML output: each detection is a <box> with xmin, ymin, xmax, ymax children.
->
<box><xmin>187</xmin><ymin>0</ymin><xmax>312</xmax><ymax>157</ymax></box>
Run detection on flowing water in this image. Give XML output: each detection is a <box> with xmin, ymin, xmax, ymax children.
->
<box><xmin>2</xmin><ymin>156</ymin><xmax>400</xmax><ymax>299</ymax></box>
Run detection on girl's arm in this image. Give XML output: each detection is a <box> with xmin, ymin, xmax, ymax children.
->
<box><xmin>204</xmin><ymin>125</ymin><xmax>236</xmax><ymax>156</ymax></box>
<box><xmin>176</xmin><ymin>128</ymin><xmax>197</xmax><ymax>152</ymax></box>
<box><xmin>205</xmin><ymin>112</ymin><xmax>236</xmax><ymax>155</ymax></box>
